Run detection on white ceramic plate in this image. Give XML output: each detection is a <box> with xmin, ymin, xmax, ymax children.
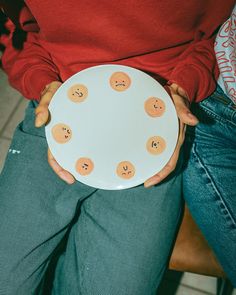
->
<box><xmin>45</xmin><ymin>65</ymin><xmax>179</xmax><ymax>190</ymax></box>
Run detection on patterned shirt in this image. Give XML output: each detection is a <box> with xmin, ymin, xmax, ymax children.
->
<box><xmin>215</xmin><ymin>5</ymin><xmax>236</xmax><ymax>104</ymax></box>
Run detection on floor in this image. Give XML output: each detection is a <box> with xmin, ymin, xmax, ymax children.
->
<box><xmin>0</xmin><ymin>68</ymin><xmax>235</xmax><ymax>295</ymax></box>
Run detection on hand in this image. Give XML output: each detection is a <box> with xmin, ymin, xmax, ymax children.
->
<box><xmin>35</xmin><ymin>81</ymin><xmax>75</xmax><ymax>184</ymax></box>
<box><xmin>144</xmin><ymin>83</ymin><xmax>199</xmax><ymax>188</ymax></box>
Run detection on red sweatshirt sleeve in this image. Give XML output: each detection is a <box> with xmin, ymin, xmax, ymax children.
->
<box><xmin>2</xmin><ymin>30</ymin><xmax>60</xmax><ymax>100</ymax></box>
<box><xmin>168</xmin><ymin>37</ymin><xmax>219</xmax><ymax>103</ymax></box>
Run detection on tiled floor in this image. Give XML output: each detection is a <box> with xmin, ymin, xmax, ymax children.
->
<box><xmin>0</xmin><ymin>69</ymin><xmax>28</xmax><ymax>171</ymax></box>
<box><xmin>0</xmin><ymin>68</ymin><xmax>235</xmax><ymax>294</ymax></box>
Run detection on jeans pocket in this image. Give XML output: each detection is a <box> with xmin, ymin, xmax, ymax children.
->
<box><xmin>198</xmin><ymin>91</ymin><xmax>236</xmax><ymax>127</ymax></box>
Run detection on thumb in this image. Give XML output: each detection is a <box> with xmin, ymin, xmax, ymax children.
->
<box><xmin>35</xmin><ymin>81</ymin><xmax>62</xmax><ymax>127</ymax></box>
<box><xmin>168</xmin><ymin>83</ymin><xmax>199</xmax><ymax>126</ymax></box>
<box><xmin>170</xmin><ymin>91</ymin><xmax>199</xmax><ymax>126</ymax></box>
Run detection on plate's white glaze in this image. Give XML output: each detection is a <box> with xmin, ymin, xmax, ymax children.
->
<box><xmin>45</xmin><ymin>65</ymin><xmax>179</xmax><ymax>190</ymax></box>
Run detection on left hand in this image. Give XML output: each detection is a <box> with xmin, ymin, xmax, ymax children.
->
<box><xmin>35</xmin><ymin>81</ymin><xmax>75</xmax><ymax>185</ymax></box>
<box><xmin>144</xmin><ymin>83</ymin><xmax>199</xmax><ymax>188</ymax></box>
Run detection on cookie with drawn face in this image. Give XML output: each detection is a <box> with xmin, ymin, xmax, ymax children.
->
<box><xmin>146</xmin><ymin>136</ymin><xmax>166</xmax><ymax>155</ymax></box>
<box><xmin>116</xmin><ymin>161</ymin><xmax>135</xmax><ymax>179</ymax></box>
<box><xmin>68</xmin><ymin>84</ymin><xmax>88</xmax><ymax>103</ymax></box>
<box><xmin>76</xmin><ymin>157</ymin><xmax>94</xmax><ymax>176</ymax></box>
<box><xmin>110</xmin><ymin>72</ymin><xmax>131</xmax><ymax>91</ymax></box>
<box><xmin>52</xmin><ymin>123</ymin><xmax>72</xmax><ymax>144</ymax></box>
<box><xmin>144</xmin><ymin>97</ymin><xmax>166</xmax><ymax>117</ymax></box>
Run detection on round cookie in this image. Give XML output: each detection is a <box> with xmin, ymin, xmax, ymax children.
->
<box><xmin>68</xmin><ymin>84</ymin><xmax>88</xmax><ymax>103</ymax></box>
<box><xmin>51</xmin><ymin>123</ymin><xmax>72</xmax><ymax>144</ymax></box>
<box><xmin>116</xmin><ymin>161</ymin><xmax>135</xmax><ymax>179</ymax></box>
<box><xmin>110</xmin><ymin>72</ymin><xmax>131</xmax><ymax>91</ymax></box>
<box><xmin>75</xmin><ymin>157</ymin><xmax>94</xmax><ymax>176</ymax></box>
<box><xmin>144</xmin><ymin>97</ymin><xmax>166</xmax><ymax>117</ymax></box>
<box><xmin>146</xmin><ymin>136</ymin><xmax>166</xmax><ymax>155</ymax></box>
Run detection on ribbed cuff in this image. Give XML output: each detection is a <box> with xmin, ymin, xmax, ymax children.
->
<box><xmin>24</xmin><ymin>69</ymin><xmax>60</xmax><ymax>100</ymax></box>
<box><xmin>169</xmin><ymin>65</ymin><xmax>199</xmax><ymax>103</ymax></box>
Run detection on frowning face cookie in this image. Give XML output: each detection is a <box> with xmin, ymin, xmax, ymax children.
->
<box><xmin>110</xmin><ymin>72</ymin><xmax>131</xmax><ymax>91</ymax></box>
<box><xmin>75</xmin><ymin>157</ymin><xmax>94</xmax><ymax>176</ymax></box>
<box><xmin>116</xmin><ymin>161</ymin><xmax>135</xmax><ymax>179</ymax></box>
<box><xmin>52</xmin><ymin>123</ymin><xmax>72</xmax><ymax>144</ymax></box>
<box><xmin>146</xmin><ymin>136</ymin><xmax>166</xmax><ymax>155</ymax></box>
<box><xmin>144</xmin><ymin>97</ymin><xmax>166</xmax><ymax>117</ymax></box>
<box><xmin>68</xmin><ymin>84</ymin><xmax>88</xmax><ymax>103</ymax></box>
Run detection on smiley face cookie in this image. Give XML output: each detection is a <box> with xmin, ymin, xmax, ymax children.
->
<box><xmin>68</xmin><ymin>84</ymin><xmax>88</xmax><ymax>103</ymax></box>
<box><xmin>146</xmin><ymin>136</ymin><xmax>166</xmax><ymax>155</ymax></box>
<box><xmin>116</xmin><ymin>161</ymin><xmax>135</xmax><ymax>179</ymax></box>
<box><xmin>144</xmin><ymin>97</ymin><xmax>166</xmax><ymax>117</ymax></box>
<box><xmin>110</xmin><ymin>72</ymin><xmax>131</xmax><ymax>91</ymax></box>
<box><xmin>51</xmin><ymin>123</ymin><xmax>72</xmax><ymax>144</ymax></box>
<box><xmin>75</xmin><ymin>157</ymin><xmax>94</xmax><ymax>176</ymax></box>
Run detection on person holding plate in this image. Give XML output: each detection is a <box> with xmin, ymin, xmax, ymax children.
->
<box><xmin>0</xmin><ymin>0</ymin><xmax>235</xmax><ymax>293</ymax></box>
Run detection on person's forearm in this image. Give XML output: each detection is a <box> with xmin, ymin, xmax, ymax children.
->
<box><xmin>2</xmin><ymin>31</ymin><xmax>60</xmax><ymax>100</ymax></box>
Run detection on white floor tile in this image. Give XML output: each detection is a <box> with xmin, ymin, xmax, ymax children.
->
<box><xmin>175</xmin><ymin>284</ymin><xmax>208</xmax><ymax>295</ymax></box>
<box><xmin>181</xmin><ymin>272</ymin><xmax>216</xmax><ymax>294</ymax></box>
<box><xmin>2</xmin><ymin>98</ymin><xmax>29</xmax><ymax>138</ymax></box>
<box><xmin>0</xmin><ymin>137</ymin><xmax>11</xmax><ymax>172</ymax></box>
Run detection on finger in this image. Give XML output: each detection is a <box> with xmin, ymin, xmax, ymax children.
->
<box><xmin>48</xmin><ymin>149</ymin><xmax>75</xmax><ymax>184</ymax></box>
<box><xmin>144</xmin><ymin>144</ymin><xmax>181</xmax><ymax>187</ymax></box>
<box><xmin>178</xmin><ymin>121</ymin><xmax>186</xmax><ymax>146</ymax></box>
<box><xmin>35</xmin><ymin>91</ymin><xmax>53</xmax><ymax>127</ymax></box>
<box><xmin>35</xmin><ymin>81</ymin><xmax>61</xmax><ymax>127</ymax></box>
<box><xmin>171</xmin><ymin>93</ymin><xmax>199</xmax><ymax>126</ymax></box>
<box><xmin>144</xmin><ymin>121</ymin><xmax>185</xmax><ymax>188</ymax></box>
<box><xmin>35</xmin><ymin>109</ymin><xmax>49</xmax><ymax>127</ymax></box>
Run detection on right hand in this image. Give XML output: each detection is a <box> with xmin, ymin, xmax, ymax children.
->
<box><xmin>35</xmin><ymin>81</ymin><xmax>75</xmax><ymax>184</ymax></box>
<box><xmin>144</xmin><ymin>83</ymin><xmax>199</xmax><ymax>187</ymax></box>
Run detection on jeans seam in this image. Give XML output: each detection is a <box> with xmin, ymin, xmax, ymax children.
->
<box><xmin>199</xmin><ymin>99</ymin><xmax>236</xmax><ymax>127</ymax></box>
<box><xmin>80</xmin><ymin>208</ymin><xmax>89</xmax><ymax>295</ymax></box>
<box><xmin>76</xmin><ymin>190</ymin><xmax>98</xmax><ymax>295</ymax></box>
<box><xmin>192</xmin><ymin>143</ymin><xmax>236</xmax><ymax>229</ymax></box>
<box><xmin>200</xmin><ymin>104</ymin><xmax>236</xmax><ymax>127</ymax></box>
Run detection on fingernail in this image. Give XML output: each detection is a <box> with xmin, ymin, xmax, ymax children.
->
<box><xmin>187</xmin><ymin>112</ymin><xmax>199</xmax><ymax>125</ymax></box>
<box><xmin>145</xmin><ymin>175</ymin><xmax>162</xmax><ymax>187</ymax></box>
<box><xmin>187</xmin><ymin>112</ymin><xmax>198</xmax><ymax>122</ymax></box>
<box><xmin>144</xmin><ymin>179</ymin><xmax>156</xmax><ymax>188</ymax></box>
<box><xmin>187</xmin><ymin>112</ymin><xmax>195</xmax><ymax>120</ymax></box>
<box><xmin>59</xmin><ymin>171</ymin><xmax>74</xmax><ymax>184</ymax></box>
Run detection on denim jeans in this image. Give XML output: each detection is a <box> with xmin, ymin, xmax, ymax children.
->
<box><xmin>0</xmin><ymin>101</ymin><xmax>183</xmax><ymax>295</ymax></box>
<box><xmin>183</xmin><ymin>87</ymin><xmax>236</xmax><ymax>286</ymax></box>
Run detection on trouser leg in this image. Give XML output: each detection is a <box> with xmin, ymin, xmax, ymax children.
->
<box><xmin>0</xmin><ymin>100</ymin><xmax>183</xmax><ymax>294</ymax></box>
<box><xmin>53</xmin><ymin>172</ymin><xmax>183</xmax><ymax>295</ymax></box>
<box><xmin>183</xmin><ymin>88</ymin><xmax>236</xmax><ymax>286</ymax></box>
<box><xmin>0</xmin><ymin>101</ymin><xmax>96</xmax><ymax>294</ymax></box>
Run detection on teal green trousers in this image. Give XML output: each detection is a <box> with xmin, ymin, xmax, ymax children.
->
<box><xmin>0</xmin><ymin>101</ymin><xmax>182</xmax><ymax>295</ymax></box>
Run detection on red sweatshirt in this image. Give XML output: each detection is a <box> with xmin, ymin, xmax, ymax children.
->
<box><xmin>1</xmin><ymin>0</ymin><xmax>235</xmax><ymax>102</ymax></box>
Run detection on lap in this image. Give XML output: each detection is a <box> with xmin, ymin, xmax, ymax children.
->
<box><xmin>53</xmin><ymin>178</ymin><xmax>182</xmax><ymax>295</ymax></box>
<box><xmin>0</xmin><ymin>100</ymin><xmax>183</xmax><ymax>294</ymax></box>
